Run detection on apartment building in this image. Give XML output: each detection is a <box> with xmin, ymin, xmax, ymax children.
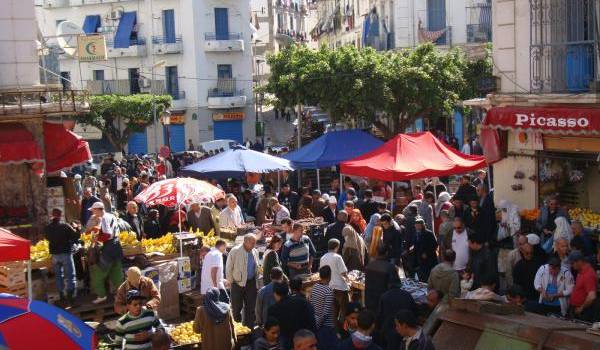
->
<box><xmin>37</xmin><ymin>0</ymin><xmax>255</xmax><ymax>154</ymax></box>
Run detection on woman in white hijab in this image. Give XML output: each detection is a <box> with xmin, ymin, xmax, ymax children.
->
<box><xmin>553</xmin><ymin>216</ymin><xmax>572</xmax><ymax>242</ymax></box>
<box><xmin>496</xmin><ymin>199</ymin><xmax>521</xmax><ymax>291</ymax></box>
<box><xmin>434</xmin><ymin>192</ymin><xmax>452</xmax><ymax>233</ymax></box>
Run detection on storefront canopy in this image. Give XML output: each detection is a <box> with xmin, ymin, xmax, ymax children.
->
<box><xmin>44</xmin><ymin>122</ymin><xmax>92</xmax><ymax>173</ymax></box>
<box><xmin>181</xmin><ymin>145</ymin><xmax>295</xmax><ymax>178</ymax></box>
<box><xmin>340</xmin><ymin>131</ymin><xmax>487</xmax><ymax>181</ymax></box>
<box><xmin>484</xmin><ymin>106</ymin><xmax>600</xmax><ymax>135</ymax></box>
<box><xmin>0</xmin><ymin>228</ymin><xmax>30</xmax><ymax>263</ymax></box>
<box><xmin>0</xmin><ymin>124</ymin><xmax>43</xmax><ymax>165</ymax></box>
<box><xmin>282</xmin><ymin>129</ymin><xmax>384</xmax><ymax>169</ymax></box>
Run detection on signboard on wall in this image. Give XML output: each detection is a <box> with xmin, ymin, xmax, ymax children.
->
<box><xmin>77</xmin><ymin>35</ymin><xmax>107</xmax><ymax>62</ymax></box>
<box><xmin>513</xmin><ymin>131</ymin><xmax>544</xmax><ymax>151</ymax></box>
<box><xmin>212</xmin><ymin>112</ymin><xmax>245</xmax><ymax>121</ymax></box>
<box><xmin>170</xmin><ymin>115</ymin><xmax>185</xmax><ymax>124</ymax></box>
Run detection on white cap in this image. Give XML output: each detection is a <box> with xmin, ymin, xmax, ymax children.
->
<box><xmin>89</xmin><ymin>202</ymin><xmax>105</xmax><ymax>210</ymax></box>
<box><xmin>74</xmin><ymin>174</ymin><xmax>82</xmax><ymax>179</ymax></box>
<box><xmin>526</xmin><ymin>233</ymin><xmax>540</xmax><ymax>245</ymax></box>
<box><xmin>328</xmin><ymin>196</ymin><xmax>337</xmax><ymax>204</ymax></box>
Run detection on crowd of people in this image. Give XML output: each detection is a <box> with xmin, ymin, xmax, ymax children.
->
<box><xmin>44</xmin><ymin>152</ymin><xmax>600</xmax><ymax>350</ymax></box>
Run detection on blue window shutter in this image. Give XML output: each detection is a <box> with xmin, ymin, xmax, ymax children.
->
<box><xmin>164</xmin><ymin>124</ymin><xmax>185</xmax><ymax>153</ymax></box>
<box><xmin>213</xmin><ymin>120</ymin><xmax>243</xmax><ymax>144</ymax></box>
<box><xmin>83</xmin><ymin>15</ymin><xmax>101</xmax><ymax>34</ymax></box>
<box><xmin>128</xmin><ymin>129</ymin><xmax>148</xmax><ymax>155</ymax></box>
<box><xmin>163</xmin><ymin>9</ymin><xmax>176</xmax><ymax>43</ymax></box>
<box><xmin>165</xmin><ymin>66</ymin><xmax>179</xmax><ymax>99</ymax></box>
<box><xmin>427</xmin><ymin>0</ymin><xmax>446</xmax><ymax>44</ymax></box>
<box><xmin>114</xmin><ymin>12</ymin><xmax>137</xmax><ymax>48</ymax></box>
<box><xmin>453</xmin><ymin>110</ymin><xmax>463</xmax><ymax>149</ymax></box>
<box><xmin>214</xmin><ymin>8</ymin><xmax>229</xmax><ymax>40</ymax></box>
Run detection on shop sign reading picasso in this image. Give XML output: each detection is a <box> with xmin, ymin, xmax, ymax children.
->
<box><xmin>484</xmin><ymin>107</ymin><xmax>599</xmax><ymax>135</ymax></box>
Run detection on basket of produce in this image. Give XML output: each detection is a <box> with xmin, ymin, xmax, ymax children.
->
<box><xmin>142</xmin><ymin>233</ymin><xmax>176</xmax><ymax>255</ymax></box>
<box><xmin>30</xmin><ymin>240</ymin><xmax>51</xmax><ymax>269</ymax></box>
<box><xmin>569</xmin><ymin>208</ymin><xmax>600</xmax><ymax>230</ymax></box>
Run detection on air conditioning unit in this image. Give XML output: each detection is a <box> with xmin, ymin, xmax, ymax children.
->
<box><xmin>109</xmin><ymin>10</ymin><xmax>123</xmax><ymax>20</ymax></box>
<box><xmin>140</xmin><ymin>78</ymin><xmax>151</xmax><ymax>88</ymax></box>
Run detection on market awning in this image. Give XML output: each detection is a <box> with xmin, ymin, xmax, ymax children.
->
<box><xmin>0</xmin><ymin>123</ymin><xmax>43</xmax><ymax>165</ymax></box>
<box><xmin>44</xmin><ymin>122</ymin><xmax>92</xmax><ymax>173</ymax></box>
<box><xmin>0</xmin><ymin>228</ymin><xmax>30</xmax><ymax>263</ymax></box>
<box><xmin>483</xmin><ymin>106</ymin><xmax>600</xmax><ymax>135</ymax></box>
<box><xmin>340</xmin><ymin>131</ymin><xmax>487</xmax><ymax>181</ymax></box>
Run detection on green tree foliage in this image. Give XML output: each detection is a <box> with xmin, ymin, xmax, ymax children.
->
<box><xmin>77</xmin><ymin>94</ymin><xmax>171</xmax><ymax>150</ymax></box>
<box><xmin>264</xmin><ymin>43</ymin><xmax>492</xmax><ymax>135</ymax></box>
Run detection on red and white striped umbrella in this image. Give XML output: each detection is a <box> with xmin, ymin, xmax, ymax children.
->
<box><xmin>134</xmin><ymin>177</ymin><xmax>225</xmax><ymax>208</ymax></box>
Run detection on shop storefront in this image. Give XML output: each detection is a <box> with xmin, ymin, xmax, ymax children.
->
<box><xmin>212</xmin><ymin>111</ymin><xmax>244</xmax><ymax>143</ymax></box>
<box><xmin>482</xmin><ymin>106</ymin><xmax>600</xmax><ymax>228</ymax></box>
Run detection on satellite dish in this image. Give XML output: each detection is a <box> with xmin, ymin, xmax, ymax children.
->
<box><xmin>56</xmin><ymin>21</ymin><xmax>84</xmax><ymax>57</ymax></box>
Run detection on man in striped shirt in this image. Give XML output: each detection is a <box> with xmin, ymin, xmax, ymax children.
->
<box><xmin>281</xmin><ymin>223</ymin><xmax>316</xmax><ymax>279</ymax></box>
<box><xmin>114</xmin><ymin>289</ymin><xmax>161</xmax><ymax>349</ymax></box>
<box><xmin>310</xmin><ymin>265</ymin><xmax>337</xmax><ymax>349</ymax></box>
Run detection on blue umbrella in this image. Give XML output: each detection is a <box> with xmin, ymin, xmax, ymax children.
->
<box><xmin>181</xmin><ymin>145</ymin><xmax>294</xmax><ymax>178</ymax></box>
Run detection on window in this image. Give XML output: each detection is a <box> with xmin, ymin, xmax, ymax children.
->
<box><xmin>162</xmin><ymin>9</ymin><xmax>176</xmax><ymax>43</ymax></box>
<box><xmin>217</xmin><ymin>64</ymin><xmax>232</xmax><ymax>79</ymax></box>
<box><xmin>427</xmin><ymin>0</ymin><xmax>446</xmax><ymax>45</ymax></box>
<box><xmin>93</xmin><ymin>70</ymin><xmax>104</xmax><ymax>81</ymax></box>
<box><xmin>83</xmin><ymin>15</ymin><xmax>101</xmax><ymax>34</ymax></box>
<box><xmin>165</xmin><ymin>66</ymin><xmax>179</xmax><ymax>100</ymax></box>
<box><xmin>214</xmin><ymin>8</ymin><xmax>229</xmax><ymax>40</ymax></box>
<box><xmin>128</xmin><ymin>68</ymin><xmax>140</xmax><ymax>94</ymax></box>
<box><xmin>60</xmin><ymin>71</ymin><xmax>71</xmax><ymax>91</ymax></box>
<box><xmin>530</xmin><ymin>0</ymin><xmax>598</xmax><ymax>92</ymax></box>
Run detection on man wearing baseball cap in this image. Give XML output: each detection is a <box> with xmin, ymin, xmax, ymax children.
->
<box><xmin>568</xmin><ymin>251</ymin><xmax>597</xmax><ymax>321</ymax></box>
<box><xmin>86</xmin><ymin>201</ymin><xmax>124</xmax><ymax>304</ymax></box>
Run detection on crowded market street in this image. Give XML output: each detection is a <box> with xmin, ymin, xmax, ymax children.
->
<box><xmin>1</xmin><ymin>0</ymin><xmax>600</xmax><ymax>349</ymax></box>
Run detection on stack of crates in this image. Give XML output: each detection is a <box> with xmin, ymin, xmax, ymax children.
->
<box><xmin>0</xmin><ymin>261</ymin><xmax>27</xmax><ymax>297</ymax></box>
<box><xmin>176</xmin><ymin>257</ymin><xmax>192</xmax><ymax>293</ymax></box>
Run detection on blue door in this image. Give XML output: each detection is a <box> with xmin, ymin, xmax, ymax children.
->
<box><xmin>164</xmin><ymin>124</ymin><xmax>185</xmax><ymax>153</ymax></box>
<box><xmin>128</xmin><ymin>129</ymin><xmax>148</xmax><ymax>154</ymax></box>
<box><xmin>163</xmin><ymin>9</ymin><xmax>176</xmax><ymax>43</ymax></box>
<box><xmin>214</xmin><ymin>8</ymin><xmax>229</xmax><ymax>40</ymax></box>
<box><xmin>213</xmin><ymin>120</ymin><xmax>243</xmax><ymax>143</ymax></box>
<box><xmin>427</xmin><ymin>0</ymin><xmax>446</xmax><ymax>44</ymax></box>
<box><xmin>454</xmin><ymin>110</ymin><xmax>463</xmax><ymax>149</ymax></box>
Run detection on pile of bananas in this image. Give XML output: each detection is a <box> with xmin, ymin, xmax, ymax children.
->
<box><xmin>233</xmin><ymin>321</ymin><xmax>251</xmax><ymax>336</ymax></box>
<box><xmin>81</xmin><ymin>232</ymin><xmax>93</xmax><ymax>248</ymax></box>
<box><xmin>118</xmin><ymin>231</ymin><xmax>140</xmax><ymax>248</ymax></box>
<box><xmin>170</xmin><ymin>321</ymin><xmax>201</xmax><ymax>345</ymax></box>
<box><xmin>194</xmin><ymin>229</ymin><xmax>219</xmax><ymax>247</ymax></box>
<box><xmin>141</xmin><ymin>233</ymin><xmax>176</xmax><ymax>254</ymax></box>
<box><xmin>30</xmin><ymin>240</ymin><xmax>50</xmax><ymax>262</ymax></box>
<box><xmin>569</xmin><ymin>208</ymin><xmax>600</xmax><ymax>228</ymax></box>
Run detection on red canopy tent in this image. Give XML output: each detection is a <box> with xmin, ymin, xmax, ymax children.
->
<box><xmin>340</xmin><ymin>131</ymin><xmax>487</xmax><ymax>181</ymax></box>
<box><xmin>0</xmin><ymin>228</ymin><xmax>30</xmax><ymax>263</ymax></box>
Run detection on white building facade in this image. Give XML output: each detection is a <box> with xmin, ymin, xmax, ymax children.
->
<box><xmin>37</xmin><ymin>0</ymin><xmax>255</xmax><ymax>154</ymax></box>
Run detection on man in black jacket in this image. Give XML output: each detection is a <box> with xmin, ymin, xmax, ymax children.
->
<box><xmin>80</xmin><ymin>187</ymin><xmax>100</xmax><ymax>226</ymax></box>
<box><xmin>45</xmin><ymin>208</ymin><xmax>80</xmax><ymax>305</ymax></box>
<box><xmin>364</xmin><ymin>245</ymin><xmax>400</xmax><ymax>314</ymax></box>
<box><xmin>278</xmin><ymin>183</ymin><xmax>300</xmax><ymax>219</ymax></box>
<box><xmin>321</xmin><ymin>196</ymin><xmax>338</xmax><ymax>224</ymax></box>
<box><xmin>476</xmin><ymin>184</ymin><xmax>497</xmax><ymax>246</ymax></box>
<box><xmin>380</xmin><ymin>214</ymin><xmax>403</xmax><ymax>266</ymax></box>
<box><xmin>124</xmin><ymin>201</ymin><xmax>144</xmax><ymax>240</ymax></box>
<box><xmin>267</xmin><ymin>282</ymin><xmax>316</xmax><ymax>349</ymax></box>
<box><xmin>394</xmin><ymin>310</ymin><xmax>435</xmax><ymax>350</ymax></box>
<box><xmin>377</xmin><ymin>282</ymin><xmax>418</xmax><ymax>350</ymax></box>
<box><xmin>359</xmin><ymin>189</ymin><xmax>378</xmax><ymax>222</ymax></box>
<box><xmin>414</xmin><ymin>217</ymin><xmax>438</xmax><ymax>282</ymax></box>
<box><xmin>467</xmin><ymin>232</ymin><xmax>498</xmax><ymax>291</ymax></box>
<box><xmin>325</xmin><ymin>211</ymin><xmax>348</xmax><ymax>251</ymax></box>
<box><xmin>453</xmin><ymin>175</ymin><xmax>477</xmax><ymax>203</ymax></box>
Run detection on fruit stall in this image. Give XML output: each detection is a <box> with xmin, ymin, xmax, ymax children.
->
<box><xmin>167</xmin><ymin>320</ymin><xmax>252</xmax><ymax>349</ymax></box>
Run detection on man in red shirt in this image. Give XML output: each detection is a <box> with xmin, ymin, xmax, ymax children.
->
<box><xmin>568</xmin><ymin>251</ymin><xmax>597</xmax><ymax>321</ymax></box>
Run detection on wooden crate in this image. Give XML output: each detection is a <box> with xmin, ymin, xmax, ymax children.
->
<box><xmin>68</xmin><ymin>297</ymin><xmax>119</xmax><ymax>322</ymax></box>
<box><xmin>180</xmin><ymin>291</ymin><xmax>203</xmax><ymax>320</ymax></box>
<box><xmin>0</xmin><ymin>282</ymin><xmax>27</xmax><ymax>297</ymax></box>
<box><xmin>0</xmin><ymin>261</ymin><xmax>27</xmax><ymax>294</ymax></box>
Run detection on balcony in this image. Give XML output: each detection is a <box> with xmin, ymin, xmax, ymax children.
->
<box><xmin>86</xmin><ymin>79</ymin><xmax>164</xmax><ymax>96</ymax></box>
<box><xmin>41</xmin><ymin>0</ymin><xmax>70</xmax><ymax>8</ymax></box>
<box><xmin>204</xmin><ymin>33</ymin><xmax>244</xmax><ymax>52</ymax></box>
<box><xmin>466</xmin><ymin>24</ymin><xmax>491</xmax><ymax>43</ymax></box>
<box><xmin>207</xmin><ymin>79</ymin><xmax>246</xmax><ymax>109</ymax></box>
<box><xmin>152</xmin><ymin>36</ymin><xmax>183</xmax><ymax>55</ymax></box>
<box><xmin>275</xmin><ymin>29</ymin><xmax>308</xmax><ymax>43</ymax></box>
<box><xmin>69</xmin><ymin>0</ymin><xmax>136</xmax><ymax>5</ymax></box>
<box><xmin>105</xmin><ymin>37</ymin><xmax>147</xmax><ymax>58</ymax></box>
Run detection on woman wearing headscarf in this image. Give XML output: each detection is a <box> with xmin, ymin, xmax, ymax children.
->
<box><xmin>342</xmin><ymin>224</ymin><xmax>366</xmax><ymax>271</ymax></box>
<box><xmin>496</xmin><ymin>199</ymin><xmax>521</xmax><ymax>290</ymax></box>
<box><xmin>297</xmin><ymin>195</ymin><xmax>315</xmax><ymax>219</ymax></box>
<box><xmin>349</xmin><ymin>209</ymin><xmax>367</xmax><ymax>234</ymax></box>
<box><xmin>434</xmin><ymin>192</ymin><xmax>452</xmax><ymax>234</ymax></box>
<box><xmin>194</xmin><ymin>287</ymin><xmax>236</xmax><ymax>350</ymax></box>
<box><xmin>262</xmin><ymin>234</ymin><xmax>284</xmax><ymax>285</ymax></box>
<box><xmin>553</xmin><ymin>216</ymin><xmax>572</xmax><ymax>243</ymax></box>
<box><xmin>364</xmin><ymin>213</ymin><xmax>381</xmax><ymax>246</ymax></box>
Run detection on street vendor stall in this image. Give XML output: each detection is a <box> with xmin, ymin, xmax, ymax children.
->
<box><xmin>482</xmin><ymin>106</ymin><xmax>600</xmax><ymax>230</ymax></box>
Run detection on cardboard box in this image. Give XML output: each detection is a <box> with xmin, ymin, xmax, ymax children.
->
<box><xmin>0</xmin><ymin>262</ymin><xmax>26</xmax><ymax>287</ymax></box>
<box><xmin>177</xmin><ymin>278</ymin><xmax>192</xmax><ymax>293</ymax></box>
<box><xmin>175</xmin><ymin>257</ymin><xmax>191</xmax><ymax>279</ymax></box>
<box><xmin>142</xmin><ymin>267</ymin><xmax>160</xmax><ymax>287</ymax></box>
<box><xmin>157</xmin><ymin>262</ymin><xmax>180</xmax><ymax>321</ymax></box>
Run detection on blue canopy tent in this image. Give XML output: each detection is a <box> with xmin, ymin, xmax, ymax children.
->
<box><xmin>282</xmin><ymin>129</ymin><xmax>383</xmax><ymax>192</ymax></box>
<box><xmin>180</xmin><ymin>145</ymin><xmax>294</xmax><ymax>180</ymax></box>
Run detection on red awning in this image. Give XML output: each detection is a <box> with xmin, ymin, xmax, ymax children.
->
<box><xmin>484</xmin><ymin>106</ymin><xmax>600</xmax><ymax>135</ymax></box>
<box><xmin>0</xmin><ymin>228</ymin><xmax>30</xmax><ymax>263</ymax></box>
<box><xmin>44</xmin><ymin>122</ymin><xmax>92</xmax><ymax>173</ymax></box>
<box><xmin>0</xmin><ymin>123</ymin><xmax>43</xmax><ymax>165</ymax></box>
<box><xmin>340</xmin><ymin>132</ymin><xmax>487</xmax><ymax>181</ymax></box>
